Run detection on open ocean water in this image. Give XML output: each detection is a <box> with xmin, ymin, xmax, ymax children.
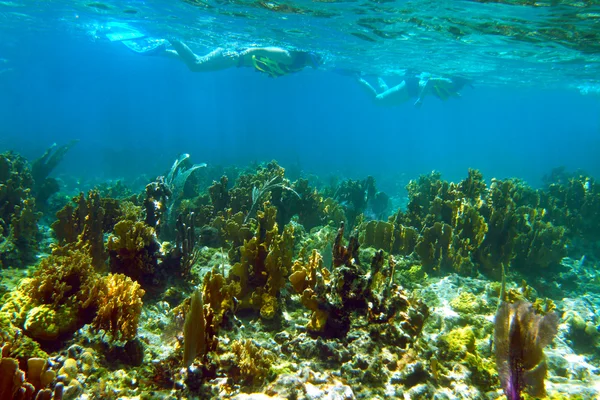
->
<box><xmin>1</xmin><ymin>0</ymin><xmax>600</xmax><ymax>399</ymax></box>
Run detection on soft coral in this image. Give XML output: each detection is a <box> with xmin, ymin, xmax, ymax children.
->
<box><xmin>494</xmin><ymin>300</ymin><xmax>559</xmax><ymax>399</ymax></box>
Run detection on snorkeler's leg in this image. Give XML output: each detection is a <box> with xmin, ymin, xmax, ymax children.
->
<box><xmin>168</xmin><ymin>40</ymin><xmax>239</xmax><ymax>72</ymax></box>
<box><xmin>356</xmin><ymin>77</ymin><xmax>379</xmax><ymax>99</ymax></box>
<box><xmin>168</xmin><ymin>40</ymin><xmax>202</xmax><ymax>65</ymax></box>
<box><xmin>378</xmin><ymin>77</ymin><xmax>389</xmax><ymax>91</ymax></box>
<box><xmin>376</xmin><ymin>81</ymin><xmax>410</xmax><ymax>106</ymax></box>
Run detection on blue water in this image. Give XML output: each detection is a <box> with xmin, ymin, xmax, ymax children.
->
<box><xmin>1</xmin><ymin>23</ymin><xmax>599</xmax><ymax>193</ymax></box>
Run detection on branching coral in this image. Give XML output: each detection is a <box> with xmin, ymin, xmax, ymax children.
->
<box><xmin>360</xmin><ymin>218</ymin><xmax>419</xmax><ymax>256</ymax></box>
<box><xmin>208</xmin><ymin>175</ymin><xmax>230</xmax><ymax>213</ymax></box>
<box><xmin>297</xmin><ymin>223</ymin><xmax>428</xmax><ymax>340</ymax></box>
<box><xmin>388</xmin><ymin>171</ymin><xmax>567</xmax><ymax>278</ymax></box>
<box><xmin>202</xmin><ymin>270</ymin><xmax>239</xmax><ymax>327</ymax></box>
<box><xmin>287</xmin><ymin>178</ymin><xmax>325</xmax><ymax>230</ymax></box>
<box><xmin>230</xmin><ymin>203</ymin><xmax>294</xmax><ymax>319</ymax></box>
<box><xmin>15</xmin><ymin>244</ymin><xmax>100</xmax><ymax>340</ymax></box>
<box><xmin>335</xmin><ymin>179</ymin><xmax>367</xmax><ymax>221</ymax></box>
<box><xmin>245</xmin><ymin>175</ymin><xmax>299</xmax><ymax>223</ymax></box>
<box><xmin>52</xmin><ymin>190</ymin><xmax>115</xmax><ymax>269</ymax></box>
<box><xmin>107</xmin><ymin>220</ymin><xmax>159</xmax><ymax>286</ymax></box>
<box><xmin>210</xmin><ymin>211</ymin><xmax>253</xmax><ymax>256</ymax></box>
<box><xmin>289</xmin><ymin>249</ymin><xmax>321</xmax><ymax>294</ymax></box>
<box><xmin>175</xmin><ymin>212</ymin><xmax>200</xmax><ymax>278</ymax></box>
<box><xmin>0</xmin><ymin>152</ymin><xmax>40</xmax><ymax>268</ymax></box>
<box><xmin>143</xmin><ymin>178</ymin><xmax>170</xmax><ymax>234</ymax></box>
<box><xmin>229</xmin><ymin>339</ymin><xmax>275</xmax><ymax>388</ymax></box>
<box><xmin>540</xmin><ymin>173</ymin><xmax>600</xmax><ymax>260</ymax></box>
<box><xmin>91</xmin><ymin>273</ymin><xmax>145</xmax><ymax>341</ymax></box>
<box><xmin>228</xmin><ymin>161</ymin><xmax>286</xmax><ymax>216</ymax></box>
<box><xmin>1</xmin><ymin>243</ymin><xmax>145</xmax><ymax>343</ymax></box>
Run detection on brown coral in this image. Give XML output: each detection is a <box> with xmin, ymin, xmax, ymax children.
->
<box><xmin>52</xmin><ymin>190</ymin><xmax>113</xmax><ymax>269</ymax></box>
<box><xmin>360</xmin><ymin>219</ymin><xmax>419</xmax><ymax>256</ymax></box>
<box><xmin>91</xmin><ymin>274</ymin><xmax>145</xmax><ymax>341</ymax></box>
<box><xmin>230</xmin><ymin>203</ymin><xmax>294</xmax><ymax>319</ymax></box>
<box><xmin>107</xmin><ymin>220</ymin><xmax>159</xmax><ymax>285</ymax></box>
<box><xmin>202</xmin><ymin>270</ymin><xmax>239</xmax><ymax>327</ymax></box>
<box><xmin>0</xmin><ymin>151</ymin><xmax>40</xmax><ymax>268</ymax></box>
<box><xmin>15</xmin><ymin>244</ymin><xmax>100</xmax><ymax>340</ymax></box>
<box><xmin>229</xmin><ymin>339</ymin><xmax>275</xmax><ymax>387</ymax></box>
<box><xmin>0</xmin><ymin>344</ymin><xmax>61</xmax><ymax>400</ymax></box>
<box><xmin>289</xmin><ymin>249</ymin><xmax>321</xmax><ymax>294</ymax></box>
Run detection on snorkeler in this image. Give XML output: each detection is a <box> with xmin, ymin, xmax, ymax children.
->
<box><xmin>357</xmin><ymin>73</ymin><xmax>470</xmax><ymax>107</ymax></box>
<box><xmin>105</xmin><ymin>23</ymin><xmax>321</xmax><ymax>77</ymax></box>
<box><xmin>166</xmin><ymin>39</ymin><xmax>322</xmax><ymax>77</ymax></box>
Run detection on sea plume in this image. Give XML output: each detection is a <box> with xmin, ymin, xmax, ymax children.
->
<box><xmin>494</xmin><ymin>300</ymin><xmax>559</xmax><ymax>399</ymax></box>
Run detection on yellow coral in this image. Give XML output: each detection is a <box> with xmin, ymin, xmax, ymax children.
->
<box><xmin>107</xmin><ymin>220</ymin><xmax>155</xmax><ymax>252</ymax></box>
<box><xmin>301</xmin><ymin>288</ymin><xmax>328</xmax><ymax>332</ymax></box>
<box><xmin>449</xmin><ymin>291</ymin><xmax>485</xmax><ymax>315</ymax></box>
<box><xmin>289</xmin><ymin>249</ymin><xmax>321</xmax><ymax>294</ymax></box>
<box><xmin>2</xmin><ymin>245</ymin><xmax>102</xmax><ymax>341</ymax></box>
<box><xmin>230</xmin><ymin>204</ymin><xmax>295</xmax><ymax>319</ymax></box>
<box><xmin>91</xmin><ymin>274</ymin><xmax>145</xmax><ymax>341</ymax></box>
<box><xmin>23</xmin><ymin>305</ymin><xmax>78</xmax><ymax>341</ymax></box>
<box><xmin>230</xmin><ymin>339</ymin><xmax>275</xmax><ymax>387</ymax></box>
<box><xmin>440</xmin><ymin>327</ymin><xmax>476</xmax><ymax>360</ymax></box>
<box><xmin>264</xmin><ymin>223</ymin><xmax>294</xmax><ymax>297</ymax></box>
<box><xmin>259</xmin><ymin>293</ymin><xmax>277</xmax><ymax>320</ymax></box>
<box><xmin>361</xmin><ymin>220</ymin><xmax>419</xmax><ymax>255</ymax></box>
<box><xmin>202</xmin><ymin>270</ymin><xmax>239</xmax><ymax>326</ymax></box>
<box><xmin>26</xmin><ymin>244</ymin><xmax>97</xmax><ymax>307</ymax></box>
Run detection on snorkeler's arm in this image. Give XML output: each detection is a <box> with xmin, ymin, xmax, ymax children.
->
<box><xmin>414</xmin><ymin>78</ymin><xmax>432</xmax><ymax>107</ymax></box>
<box><xmin>168</xmin><ymin>40</ymin><xmax>240</xmax><ymax>72</ymax></box>
<box><xmin>162</xmin><ymin>49</ymin><xmax>182</xmax><ymax>60</ymax></box>
<box><xmin>238</xmin><ymin>47</ymin><xmax>293</xmax><ymax>66</ymax></box>
<box><xmin>416</xmin><ymin>77</ymin><xmax>460</xmax><ymax>105</ymax></box>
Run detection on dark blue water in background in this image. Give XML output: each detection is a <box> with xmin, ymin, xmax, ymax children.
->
<box><xmin>1</xmin><ymin>32</ymin><xmax>598</xmax><ymax>194</ymax></box>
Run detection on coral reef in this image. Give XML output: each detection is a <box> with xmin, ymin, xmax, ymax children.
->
<box><xmin>91</xmin><ymin>273</ymin><xmax>145</xmax><ymax>341</ymax></box>
<box><xmin>1</xmin><ymin>151</ymin><xmax>598</xmax><ymax>399</ymax></box>
<box><xmin>10</xmin><ymin>244</ymin><xmax>99</xmax><ymax>341</ymax></box>
<box><xmin>0</xmin><ymin>152</ymin><xmax>40</xmax><ymax>268</ymax></box>
<box><xmin>0</xmin><ymin>244</ymin><xmax>145</xmax><ymax>343</ymax></box>
<box><xmin>52</xmin><ymin>190</ymin><xmax>114</xmax><ymax>269</ymax></box>
<box><xmin>230</xmin><ymin>203</ymin><xmax>294</xmax><ymax>319</ymax></box>
<box><xmin>0</xmin><ymin>348</ymin><xmax>63</xmax><ymax>400</ymax></box>
<box><xmin>542</xmin><ymin>171</ymin><xmax>600</xmax><ymax>259</ymax></box>
<box><xmin>107</xmin><ymin>220</ymin><xmax>159</xmax><ymax>286</ymax></box>
<box><xmin>358</xmin><ymin>170</ymin><xmax>568</xmax><ymax>280</ymax></box>
<box><xmin>228</xmin><ymin>339</ymin><xmax>276</xmax><ymax>387</ymax></box>
<box><xmin>296</xmin><ymin>222</ymin><xmax>428</xmax><ymax>340</ymax></box>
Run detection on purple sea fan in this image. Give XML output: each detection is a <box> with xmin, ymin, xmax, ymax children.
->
<box><xmin>494</xmin><ymin>300</ymin><xmax>559</xmax><ymax>400</ymax></box>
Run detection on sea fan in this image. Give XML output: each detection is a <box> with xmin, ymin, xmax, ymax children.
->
<box><xmin>494</xmin><ymin>300</ymin><xmax>559</xmax><ymax>400</ymax></box>
<box><xmin>244</xmin><ymin>175</ymin><xmax>300</xmax><ymax>223</ymax></box>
